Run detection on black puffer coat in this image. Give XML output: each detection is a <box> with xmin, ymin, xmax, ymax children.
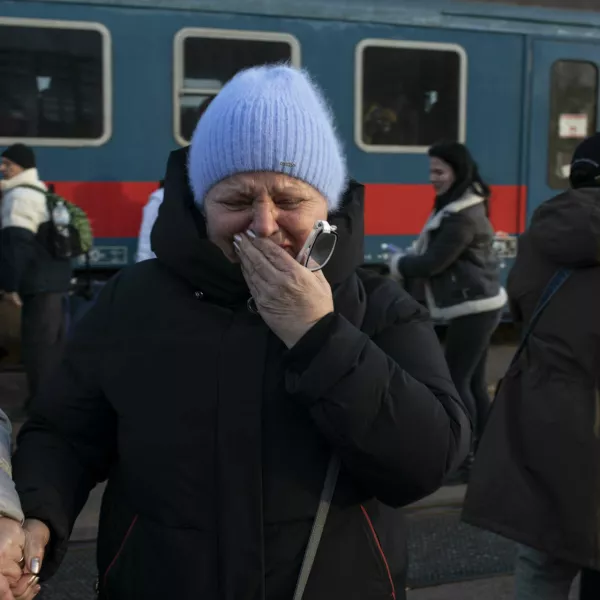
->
<box><xmin>13</xmin><ymin>149</ymin><xmax>469</xmax><ymax>600</ymax></box>
<box><xmin>463</xmin><ymin>187</ymin><xmax>600</xmax><ymax>569</ymax></box>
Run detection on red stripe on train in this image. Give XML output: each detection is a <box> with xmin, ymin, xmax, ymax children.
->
<box><xmin>364</xmin><ymin>184</ymin><xmax>526</xmax><ymax>236</ymax></box>
<box><xmin>50</xmin><ymin>181</ymin><xmax>156</xmax><ymax>239</ymax></box>
<box><xmin>49</xmin><ymin>181</ymin><xmax>526</xmax><ymax>238</ymax></box>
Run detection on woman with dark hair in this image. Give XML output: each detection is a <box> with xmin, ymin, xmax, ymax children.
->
<box><xmin>390</xmin><ymin>142</ymin><xmax>506</xmax><ymax>482</ymax></box>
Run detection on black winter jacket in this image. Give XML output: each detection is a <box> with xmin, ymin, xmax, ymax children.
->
<box><xmin>13</xmin><ymin>148</ymin><xmax>470</xmax><ymax>600</ymax></box>
<box><xmin>397</xmin><ymin>193</ymin><xmax>505</xmax><ymax>320</ymax></box>
<box><xmin>463</xmin><ymin>188</ymin><xmax>600</xmax><ymax>569</ymax></box>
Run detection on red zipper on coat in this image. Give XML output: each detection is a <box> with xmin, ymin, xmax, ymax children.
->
<box><xmin>102</xmin><ymin>514</ymin><xmax>138</xmax><ymax>598</ymax></box>
<box><xmin>361</xmin><ymin>505</ymin><xmax>397</xmax><ymax>600</ymax></box>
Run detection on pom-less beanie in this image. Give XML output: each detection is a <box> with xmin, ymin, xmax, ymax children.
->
<box><xmin>1</xmin><ymin>144</ymin><xmax>36</xmax><ymax>170</ymax></box>
<box><xmin>570</xmin><ymin>132</ymin><xmax>600</xmax><ymax>189</ymax></box>
<box><xmin>188</xmin><ymin>65</ymin><xmax>347</xmax><ymax>211</ymax></box>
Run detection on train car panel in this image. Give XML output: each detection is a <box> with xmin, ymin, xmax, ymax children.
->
<box><xmin>2</xmin><ymin>0</ymin><xmax>600</xmax><ymax>275</ymax></box>
<box><xmin>354</xmin><ymin>38</ymin><xmax>468</xmax><ymax>154</ymax></box>
<box><xmin>526</xmin><ymin>39</ymin><xmax>600</xmax><ymax>224</ymax></box>
<box><xmin>24</xmin><ymin>0</ymin><xmax>600</xmax><ymax>36</ymax></box>
<box><xmin>0</xmin><ymin>16</ymin><xmax>113</xmax><ymax>148</ymax></box>
<box><xmin>173</xmin><ymin>27</ymin><xmax>302</xmax><ymax>146</ymax></box>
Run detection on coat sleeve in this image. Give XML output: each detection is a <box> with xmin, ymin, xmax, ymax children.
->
<box><xmin>12</xmin><ymin>275</ymin><xmax>120</xmax><ymax>578</ymax></box>
<box><xmin>397</xmin><ymin>213</ymin><xmax>475</xmax><ymax>279</ymax></box>
<box><xmin>284</xmin><ymin>286</ymin><xmax>471</xmax><ymax>507</ymax></box>
<box><xmin>0</xmin><ymin>410</ymin><xmax>24</xmax><ymax>523</ymax></box>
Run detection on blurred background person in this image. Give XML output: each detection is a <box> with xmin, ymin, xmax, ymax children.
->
<box><xmin>0</xmin><ymin>145</ymin><xmax>71</xmax><ymax>414</ymax></box>
<box><xmin>136</xmin><ymin>98</ymin><xmax>215</xmax><ymax>264</ymax></box>
<box><xmin>135</xmin><ymin>180</ymin><xmax>163</xmax><ymax>263</ymax></box>
<box><xmin>463</xmin><ymin>133</ymin><xmax>600</xmax><ymax>600</ymax></box>
<box><xmin>389</xmin><ymin>142</ymin><xmax>506</xmax><ymax>483</ymax></box>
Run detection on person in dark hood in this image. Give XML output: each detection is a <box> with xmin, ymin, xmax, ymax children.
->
<box><xmin>10</xmin><ymin>66</ymin><xmax>469</xmax><ymax>600</ymax></box>
<box><xmin>463</xmin><ymin>133</ymin><xmax>600</xmax><ymax>600</ymax></box>
<box><xmin>389</xmin><ymin>142</ymin><xmax>506</xmax><ymax>482</ymax></box>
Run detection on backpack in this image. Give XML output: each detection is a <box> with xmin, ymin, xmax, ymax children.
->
<box><xmin>19</xmin><ymin>184</ymin><xmax>93</xmax><ymax>260</ymax></box>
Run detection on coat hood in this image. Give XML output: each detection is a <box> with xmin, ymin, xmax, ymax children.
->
<box><xmin>528</xmin><ymin>188</ymin><xmax>600</xmax><ymax>267</ymax></box>
<box><xmin>151</xmin><ymin>147</ymin><xmax>365</xmax><ymax>305</ymax></box>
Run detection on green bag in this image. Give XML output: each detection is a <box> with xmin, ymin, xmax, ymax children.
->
<box><xmin>19</xmin><ymin>184</ymin><xmax>94</xmax><ymax>259</ymax></box>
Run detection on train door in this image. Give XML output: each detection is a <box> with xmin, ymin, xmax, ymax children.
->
<box><xmin>527</xmin><ymin>39</ymin><xmax>600</xmax><ymax>224</ymax></box>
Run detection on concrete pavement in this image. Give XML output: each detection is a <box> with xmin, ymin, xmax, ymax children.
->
<box><xmin>407</xmin><ymin>484</ymin><xmax>466</xmax><ymax>513</ymax></box>
<box><xmin>408</xmin><ymin>576</ymin><xmax>515</xmax><ymax>599</ymax></box>
<box><xmin>408</xmin><ymin>575</ymin><xmax>580</xmax><ymax>599</ymax></box>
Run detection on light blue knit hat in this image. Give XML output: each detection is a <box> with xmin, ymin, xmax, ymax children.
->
<box><xmin>188</xmin><ymin>64</ymin><xmax>347</xmax><ymax>211</ymax></box>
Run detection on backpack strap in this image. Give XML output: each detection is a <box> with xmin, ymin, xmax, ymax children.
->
<box><xmin>13</xmin><ymin>184</ymin><xmax>47</xmax><ymax>195</ymax></box>
<box><xmin>293</xmin><ymin>270</ymin><xmax>416</xmax><ymax>598</ymax></box>
<box><xmin>293</xmin><ymin>454</ymin><xmax>340</xmax><ymax>600</ymax></box>
<box><xmin>510</xmin><ymin>268</ymin><xmax>572</xmax><ymax>368</ymax></box>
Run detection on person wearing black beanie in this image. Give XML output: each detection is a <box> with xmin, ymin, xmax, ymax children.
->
<box><xmin>462</xmin><ymin>133</ymin><xmax>600</xmax><ymax>600</ymax></box>
<box><xmin>1</xmin><ymin>144</ymin><xmax>36</xmax><ymax>174</ymax></box>
<box><xmin>1</xmin><ymin>144</ymin><xmax>71</xmax><ymax>412</ymax></box>
<box><xmin>569</xmin><ymin>131</ymin><xmax>600</xmax><ymax>189</ymax></box>
<box><xmin>389</xmin><ymin>141</ymin><xmax>506</xmax><ymax>483</ymax></box>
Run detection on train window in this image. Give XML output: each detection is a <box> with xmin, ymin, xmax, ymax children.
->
<box><xmin>0</xmin><ymin>18</ymin><xmax>111</xmax><ymax>146</ymax></box>
<box><xmin>548</xmin><ymin>60</ymin><xmax>598</xmax><ymax>189</ymax></box>
<box><xmin>355</xmin><ymin>40</ymin><xmax>467</xmax><ymax>153</ymax></box>
<box><xmin>174</xmin><ymin>29</ymin><xmax>301</xmax><ymax>145</ymax></box>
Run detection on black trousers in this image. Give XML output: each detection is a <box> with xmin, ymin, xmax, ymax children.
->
<box><xmin>444</xmin><ymin>309</ymin><xmax>502</xmax><ymax>444</ymax></box>
<box><xmin>21</xmin><ymin>292</ymin><xmax>66</xmax><ymax>407</ymax></box>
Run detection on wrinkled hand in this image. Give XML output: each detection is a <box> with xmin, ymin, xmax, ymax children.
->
<box><xmin>0</xmin><ymin>293</ymin><xmax>22</xmax><ymax>309</ymax></box>
<box><xmin>10</xmin><ymin>520</ymin><xmax>49</xmax><ymax>600</ymax></box>
<box><xmin>0</xmin><ymin>575</ymin><xmax>14</xmax><ymax>600</ymax></box>
<box><xmin>11</xmin><ymin>575</ymin><xmax>40</xmax><ymax>600</ymax></box>
<box><xmin>235</xmin><ymin>233</ymin><xmax>334</xmax><ymax>348</ymax></box>
<box><xmin>0</xmin><ymin>517</ymin><xmax>25</xmax><ymax>599</ymax></box>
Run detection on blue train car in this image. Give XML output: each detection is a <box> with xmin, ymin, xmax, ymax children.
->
<box><xmin>1</xmin><ymin>0</ymin><xmax>600</xmax><ymax>277</ymax></box>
